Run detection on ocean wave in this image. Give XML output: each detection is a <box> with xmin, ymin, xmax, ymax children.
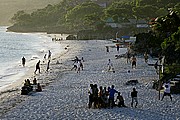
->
<box><xmin>0</xmin><ymin>73</ymin><xmax>17</xmax><ymax>80</ymax></box>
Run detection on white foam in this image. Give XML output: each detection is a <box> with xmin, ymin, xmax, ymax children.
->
<box><xmin>0</xmin><ymin>29</ymin><xmax>64</xmax><ymax>91</ymax></box>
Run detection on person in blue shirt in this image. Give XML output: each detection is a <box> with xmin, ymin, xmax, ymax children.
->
<box><xmin>109</xmin><ymin>85</ymin><xmax>118</xmax><ymax>108</ymax></box>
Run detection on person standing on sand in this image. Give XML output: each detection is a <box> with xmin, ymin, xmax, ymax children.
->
<box><xmin>106</xmin><ymin>46</ymin><xmax>109</xmax><ymax>53</ymax></box>
<box><xmin>76</xmin><ymin>61</ymin><xmax>81</xmax><ymax>73</ymax></box>
<box><xmin>88</xmin><ymin>84</ymin><xmax>94</xmax><ymax>108</ymax></box>
<box><xmin>43</xmin><ymin>54</ymin><xmax>47</xmax><ymax>63</ymax></box>
<box><xmin>109</xmin><ymin>85</ymin><xmax>118</xmax><ymax>108</ymax></box>
<box><xmin>80</xmin><ymin>60</ymin><xmax>83</xmax><ymax>70</ymax></box>
<box><xmin>48</xmin><ymin>50</ymin><xmax>52</xmax><ymax>60</ymax></box>
<box><xmin>107</xmin><ymin>59</ymin><xmax>113</xmax><ymax>71</ymax></box>
<box><xmin>131</xmin><ymin>88</ymin><xmax>138</xmax><ymax>108</ymax></box>
<box><xmin>116</xmin><ymin>44</ymin><xmax>120</xmax><ymax>53</ymax></box>
<box><xmin>22</xmin><ymin>56</ymin><xmax>26</xmax><ymax>67</ymax></box>
<box><xmin>127</xmin><ymin>51</ymin><xmax>131</xmax><ymax>63</ymax></box>
<box><xmin>131</xmin><ymin>55</ymin><xmax>137</xmax><ymax>69</ymax></box>
<box><xmin>34</xmin><ymin>60</ymin><xmax>41</xmax><ymax>74</ymax></box>
<box><xmin>46</xmin><ymin>60</ymin><xmax>50</xmax><ymax>72</ymax></box>
<box><xmin>161</xmin><ymin>81</ymin><xmax>172</xmax><ymax>101</ymax></box>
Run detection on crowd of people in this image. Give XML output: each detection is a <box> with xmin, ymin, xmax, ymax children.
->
<box><xmin>88</xmin><ymin>84</ymin><xmax>138</xmax><ymax>109</ymax></box>
<box><xmin>20</xmin><ymin>50</ymin><xmax>52</xmax><ymax>95</ymax></box>
<box><xmin>21</xmin><ymin>78</ymin><xmax>42</xmax><ymax>95</ymax></box>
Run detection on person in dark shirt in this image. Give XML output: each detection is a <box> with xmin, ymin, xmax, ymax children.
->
<box><xmin>131</xmin><ymin>55</ymin><xmax>137</xmax><ymax>69</ymax></box>
<box><xmin>88</xmin><ymin>84</ymin><xmax>94</xmax><ymax>108</ymax></box>
<box><xmin>127</xmin><ymin>51</ymin><xmax>131</xmax><ymax>63</ymax></box>
<box><xmin>93</xmin><ymin>84</ymin><xmax>99</xmax><ymax>108</ymax></box>
<box><xmin>116</xmin><ymin>92</ymin><xmax>126</xmax><ymax>107</ymax></box>
<box><xmin>22</xmin><ymin>56</ymin><xmax>26</xmax><ymax>67</ymax></box>
<box><xmin>131</xmin><ymin>88</ymin><xmax>138</xmax><ymax>108</ymax></box>
<box><xmin>46</xmin><ymin>60</ymin><xmax>50</xmax><ymax>72</ymax></box>
<box><xmin>34</xmin><ymin>60</ymin><xmax>40</xmax><ymax>74</ymax></box>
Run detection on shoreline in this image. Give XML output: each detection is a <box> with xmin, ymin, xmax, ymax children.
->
<box><xmin>0</xmin><ymin>33</ymin><xmax>72</xmax><ymax>116</ymax></box>
<box><xmin>0</xmin><ymin>39</ymin><xmax>141</xmax><ymax>116</ymax></box>
<box><xmin>1</xmin><ymin>39</ymin><xmax>179</xmax><ymax>119</ymax></box>
<box><xmin>0</xmin><ymin>32</ymin><xmax>70</xmax><ymax>93</ymax></box>
<box><xmin>0</xmin><ymin>30</ymin><xmax>68</xmax><ymax>92</ymax></box>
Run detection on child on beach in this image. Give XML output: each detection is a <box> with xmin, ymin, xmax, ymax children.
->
<box><xmin>115</xmin><ymin>92</ymin><xmax>126</xmax><ymax>107</ymax></box>
<box><xmin>33</xmin><ymin>78</ymin><xmax>37</xmax><ymax>85</ymax></box>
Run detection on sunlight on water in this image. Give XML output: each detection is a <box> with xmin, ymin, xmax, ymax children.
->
<box><xmin>0</xmin><ymin>27</ymin><xmax>64</xmax><ymax>90</ymax></box>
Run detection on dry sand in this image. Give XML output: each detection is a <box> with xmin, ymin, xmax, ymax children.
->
<box><xmin>0</xmin><ymin>39</ymin><xmax>179</xmax><ymax>120</ymax></box>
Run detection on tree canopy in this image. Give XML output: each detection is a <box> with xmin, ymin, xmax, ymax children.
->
<box><xmin>65</xmin><ymin>2</ymin><xmax>103</xmax><ymax>30</ymax></box>
<box><xmin>9</xmin><ymin>0</ymin><xmax>180</xmax><ymax>33</ymax></box>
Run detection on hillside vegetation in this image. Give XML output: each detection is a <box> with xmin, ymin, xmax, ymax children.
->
<box><xmin>5</xmin><ymin>0</ymin><xmax>180</xmax><ymax>82</ymax></box>
<box><xmin>0</xmin><ymin>0</ymin><xmax>61</xmax><ymax>25</ymax></box>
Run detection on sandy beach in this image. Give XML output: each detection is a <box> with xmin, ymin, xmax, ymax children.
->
<box><xmin>0</xmin><ymin>39</ymin><xmax>180</xmax><ymax>120</ymax></box>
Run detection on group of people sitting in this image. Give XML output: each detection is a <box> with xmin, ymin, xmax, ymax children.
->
<box><xmin>88</xmin><ymin>84</ymin><xmax>126</xmax><ymax>109</ymax></box>
<box><xmin>21</xmin><ymin>78</ymin><xmax>42</xmax><ymax>95</ymax></box>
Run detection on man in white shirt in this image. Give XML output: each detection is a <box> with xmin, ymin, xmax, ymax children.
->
<box><xmin>161</xmin><ymin>81</ymin><xmax>172</xmax><ymax>101</ymax></box>
<box><xmin>107</xmin><ymin>59</ymin><xmax>113</xmax><ymax>71</ymax></box>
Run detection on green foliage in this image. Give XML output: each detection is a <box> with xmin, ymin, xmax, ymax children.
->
<box><xmin>105</xmin><ymin>1</ymin><xmax>134</xmax><ymax>21</ymax></box>
<box><xmin>139</xmin><ymin>0</ymin><xmax>158</xmax><ymax>6</ymax></box>
<box><xmin>152</xmin><ymin>11</ymin><xmax>180</xmax><ymax>39</ymax></box>
<box><xmin>65</xmin><ymin>1</ymin><xmax>104</xmax><ymax>31</ymax></box>
<box><xmin>173</xmin><ymin>3</ymin><xmax>180</xmax><ymax>16</ymax></box>
<box><xmin>132</xmin><ymin>5</ymin><xmax>158</xmax><ymax>19</ymax></box>
<box><xmin>161</xmin><ymin>27</ymin><xmax>180</xmax><ymax>64</ymax></box>
<box><xmin>155</xmin><ymin>8</ymin><xmax>168</xmax><ymax>17</ymax></box>
<box><xmin>164</xmin><ymin>64</ymin><xmax>180</xmax><ymax>75</ymax></box>
<box><xmin>11</xmin><ymin>11</ymin><xmax>31</xmax><ymax>25</ymax></box>
<box><xmin>9</xmin><ymin>0</ymin><xmax>180</xmax><ymax>36</ymax></box>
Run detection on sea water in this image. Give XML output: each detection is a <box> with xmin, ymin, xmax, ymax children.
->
<box><xmin>0</xmin><ymin>26</ymin><xmax>64</xmax><ymax>91</ymax></box>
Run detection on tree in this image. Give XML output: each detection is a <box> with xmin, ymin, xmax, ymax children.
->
<box><xmin>104</xmin><ymin>1</ymin><xmax>134</xmax><ymax>22</ymax></box>
<box><xmin>152</xmin><ymin>10</ymin><xmax>180</xmax><ymax>39</ymax></box>
<box><xmin>65</xmin><ymin>1</ymin><xmax>103</xmax><ymax>31</ymax></box>
<box><xmin>161</xmin><ymin>27</ymin><xmax>180</xmax><ymax>64</ymax></box>
<box><xmin>132</xmin><ymin>5</ymin><xmax>158</xmax><ymax>20</ymax></box>
<box><xmin>156</xmin><ymin>8</ymin><xmax>168</xmax><ymax>17</ymax></box>
<box><xmin>11</xmin><ymin>10</ymin><xmax>31</xmax><ymax>25</ymax></box>
<box><xmin>139</xmin><ymin>0</ymin><xmax>158</xmax><ymax>6</ymax></box>
<box><xmin>173</xmin><ymin>2</ymin><xmax>180</xmax><ymax>16</ymax></box>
